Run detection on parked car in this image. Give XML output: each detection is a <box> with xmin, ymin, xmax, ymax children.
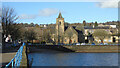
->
<box><xmin>57</xmin><ymin>43</ymin><xmax>65</xmax><ymax>45</ymax></box>
<box><xmin>81</xmin><ymin>43</ymin><xmax>86</xmax><ymax>45</ymax></box>
<box><xmin>72</xmin><ymin>43</ymin><xmax>76</xmax><ymax>45</ymax></box>
<box><xmin>28</xmin><ymin>43</ymin><xmax>32</xmax><ymax>45</ymax></box>
<box><xmin>91</xmin><ymin>43</ymin><xmax>95</xmax><ymax>45</ymax></box>
<box><xmin>76</xmin><ymin>43</ymin><xmax>80</xmax><ymax>45</ymax></box>
<box><xmin>57</xmin><ymin>43</ymin><xmax>61</xmax><ymax>45</ymax></box>
<box><xmin>104</xmin><ymin>43</ymin><xmax>108</xmax><ymax>45</ymax></box>
<box><xmin>100</xmin><ymin>43</ymin><xmax>103</xmax><ymax>45</ymax></box>
<box><xmin>61</xmin><ymin>43</ymin><xmax>64</xmax><ymax>45</ymax></box>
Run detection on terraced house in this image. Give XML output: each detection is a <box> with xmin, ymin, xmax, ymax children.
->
<box><xmin>84</xmin><ymin>25</ymin><xmax>119</xmax><ymax>43</ymax></box>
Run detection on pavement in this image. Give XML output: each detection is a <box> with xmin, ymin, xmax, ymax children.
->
<box><xmin>0</xmin><ymin>52</ymin><xmax>16</xmax><ymax>67</ymax></box>
<box><xmin>0</xmin><ymin>46</ymin><xmax>20</xmax><ymax>67</ymax></box>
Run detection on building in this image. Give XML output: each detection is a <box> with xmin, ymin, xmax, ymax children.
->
<box><xmin>52</xmin><ymin>12</ymin><xmax>119</xmax><ymax>44</ymax></box>
<box><xmin>84</xmin><ymin>26</ymin><xmax>119</xmax><ymax>43</ymax></box>
<box><xmin>55</xmin><ymin>12</ymin><xmax>84</xmax><ymax>44</ymax></box>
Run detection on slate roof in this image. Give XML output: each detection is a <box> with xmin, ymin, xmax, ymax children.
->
<box><xmin>65</xmin><ymin>26</ymin><xmax>68</xmax><ymax>31</ymax></box>
<box><xmin>58</xmin><ymin>12</ymin><xmax>63</xmax><ymax>18</ymax></box>
<box><xmin>84</xmin><ymin>26</ymin><xmax>110</xmax><ymax>29</ymax></box>
<box><xmin>64</xmin><ymin>25</ymin><xmax>83</xmax><ymax>35</ymax></box>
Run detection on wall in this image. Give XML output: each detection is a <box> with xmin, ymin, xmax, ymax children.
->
<box><xmin>28</xmin><ymin>45</ymin><xmax>119</xmax><ymax>53</ymax></box>
<box><xmin>20</xmin><ymin>46</ymin><xmax>28</xmax><ymax>67</ymax></box>
<box><xmin>63</xmin><ymin>45</ymin><xmax>119</xmax><ymax>53</ymax></box>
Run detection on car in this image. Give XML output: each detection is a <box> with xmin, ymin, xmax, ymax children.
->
<box><xmin>100</xmin><ymin>43</ymin><xmax>103</xmax><ymax>45</ymax></box>
<box><xmin>69</xmin><ymin>44</ymin><xmax>73</xmax><ymax>45</ymax></box>
<box><xmin>66</xmin><ymin>44</ymin><xmax>70</xmax><ymax>45</ymax></box>
<box><xmin>57</xmin><ymin>43</ymin><xmax>64</xmax><ymax>45</ymax></box>
<box><xmin>76</xmin><ymin>43</ymin><xmax>80</xmax><ymax>45</ymax></box>
<box><xmin>104</xmin><ymin>43</ymin><xmax>108</xmax><ymax>45</ymax></box>
<box><xmin>57</xmin><ymin>43</ymin><xmax>61</xmax><ymax>45</ymax></box>
<box><xmin>28</xmin><ymin>43</ymin><xmax>32</xmax><ymax>45</ymax></box>
<box><xmin>91</xmin><ymin>43</ymin><xmax>95</xmax><ymax>45</ymax></box>
<box><xmin>72</xmin><ymin>43</ymin><xmax>76</xmax><ymax>45</ymax></box>
<box><xmin>81</xmin><ymin>43</ymin><xmax>86</xmax><ymax>45</ymax></box>
<box><xmin>61</xmin><ymin>43</ymin><xmax>64</xmax><ymax>45</ymax></box>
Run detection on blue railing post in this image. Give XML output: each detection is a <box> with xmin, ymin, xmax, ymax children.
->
<box><xmin>12</xmin><ymin>61</ymin><xmax>14</xmax><ymax>68</ymax></box>
<box><xmin>5</xmin><ymin>42</ymin><xmax>25</xmax><ymax>68</ymax></box>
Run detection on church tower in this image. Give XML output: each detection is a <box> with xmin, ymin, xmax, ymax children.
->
<box><xmin>56</xmin><ymin>12</ymin><xmax>65</xmax><ymax>43</ymax></box>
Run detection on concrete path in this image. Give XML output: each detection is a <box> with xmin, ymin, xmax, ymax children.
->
<box><xmin>0</xmin><ymin>46</ymin><xmax>20</xmax><ymax>67</ymax></box>
<box><xmin>0</xmin><ymin>52</ymin><xmax>16</xmax><ymax>67</ymax></box>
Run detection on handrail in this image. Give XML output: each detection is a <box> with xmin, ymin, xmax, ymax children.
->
<box><xmin>5</xmin><ymin>42</ymin><xmax>25</xmax><ymax>68</ymax></box>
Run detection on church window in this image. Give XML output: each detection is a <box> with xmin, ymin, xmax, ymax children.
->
<box><xmin>59</xmin><ymin>22</ymin><xmax>61</xmax><ymax>24</ymax></box>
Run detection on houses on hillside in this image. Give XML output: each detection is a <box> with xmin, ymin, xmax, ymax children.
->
<box><xmin>51</xmin><ymin>12</ymin><xmax>119</xmax><ymax>44</ymax></box>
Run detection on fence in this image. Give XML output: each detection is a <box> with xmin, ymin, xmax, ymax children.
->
<box><xmin>5</xmin><ymin>43</ymin><xmax>25</xmax><ymax>68</ymax></box>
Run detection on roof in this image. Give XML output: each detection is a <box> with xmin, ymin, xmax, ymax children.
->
<box><xmin>65</xmin><ymin>26</ymin><xmax>68</xmax><ymax>31</ymax></box>
<box><xmin>64</xmin><ymin>26</ymin><xmax>83</xmax><ymax>36</ymax></box>
<box><xmin>84</xmin><ymin>26</ymin><xmax>110</xmax><ymax>29</ymax></box>
<box><xmin>58</xmin><ymin>12</ymin><xmax>63</xmax><ymax>18</ymax></box>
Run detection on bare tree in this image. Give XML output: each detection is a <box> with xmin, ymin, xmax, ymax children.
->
<box><xmin>1</xmin><ymin>7</ymin><xmax>19</xmax><ymax>36</ymax></box>
<box><xmin>24</xmin><ymin>28</ymin><xmax>37</xmax><ymax>43</ymax></box>
<box><xmin>1</xmin><ymin>7</ymin><xmax>22</xmax><ymax>43</ymax></box>
<box><xmin>42</xmin><ymin>29</ymin><xmax>51</xmax><ymax>43</ymax></box>
<box><xmin>83</xmin><ymin>20</ymin><xmax>86</xmax><ymax>26</ymax></box>
<box><xmin>93</xmin><ymin>29</ymin><xmax>109</xmax><ymax>43</ymax></box>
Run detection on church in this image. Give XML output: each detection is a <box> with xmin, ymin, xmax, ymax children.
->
<box><xmin>54</xmin><ymin>12</ymin><xmax>85</xmax><ymax>44</ymax></box>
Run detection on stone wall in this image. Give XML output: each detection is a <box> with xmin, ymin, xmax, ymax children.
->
<box><xmin>63</xmin><ymin>45</ymin><xmax>119</xmax><ymax>53</ymax></box>
<box><xmin>20</xmin><ymin>46</ymin><xmax>28</xmax><ymax>67</ymax></box>
<box><xmin>28</xmin><ymin>45</ymin><xmax>119</xmax><ymax>53</ymax></box>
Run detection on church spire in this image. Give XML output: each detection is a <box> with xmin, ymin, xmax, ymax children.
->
<box><xmin>58</xmin><ymin>12</ymin><xmax>63</xmax><ymax>18</ymax></box>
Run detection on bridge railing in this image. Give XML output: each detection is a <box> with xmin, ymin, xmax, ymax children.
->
<box><xmin>5</xmin><ymin>42</ymin><xmax>25</xmax><ymax>68</ymax></box>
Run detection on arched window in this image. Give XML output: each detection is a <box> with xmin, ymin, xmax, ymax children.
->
<box><xmin>59</xmin><ymin>22</ymin><xmax>61</xmax><ymax>25</ymax></box>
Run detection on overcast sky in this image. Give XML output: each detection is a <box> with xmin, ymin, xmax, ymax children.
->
<box><xmin>2</xmin><ymin>1</ymin><xmax>118</xmax><ymax>24</ymax></box>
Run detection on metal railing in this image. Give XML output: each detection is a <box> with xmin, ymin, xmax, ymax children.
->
<box><xmin>5</xmin><ymin>43</ymin><xmax>25</xmax><ymax>68</ymax></box>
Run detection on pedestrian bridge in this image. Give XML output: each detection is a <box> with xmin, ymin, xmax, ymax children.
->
<box><xmin>5</xmin><ymin>43</ymin><xmax>27</xmax><ymax>68</ymax></box>
<box><xmin>4</xmin><ymin>43</ymin><xmax>119</xmax><ymax>67</ymax></box>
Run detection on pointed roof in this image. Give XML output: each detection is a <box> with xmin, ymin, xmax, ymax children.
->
<box><xmin>58</xmin><ymin>12</ymin><xmax>63</xmax><ymax>18</ymax></box>
<box><xmin>64</xmin><ymin>26</ymin><xmax>78</xmax><ymax>36</ymax></box>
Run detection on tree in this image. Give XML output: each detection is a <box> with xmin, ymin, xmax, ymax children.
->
<box><xmin>1</xmin><ymin>7</ymin><xmax>19</xmax><ymax>36</ymax></box>
<box><xmin>9</xmin><ymin>23</ymin><xmax>23</xmax><ymax>41</ymax></box>
<box><xmin>89</xmin><ymin>23</ymin><xmax>92</xmax><ymax>26</ymax></box>
<box><xmin>24</xmin><ymin>28</ymin><xmax>37</xmax><ymax>43</ymax></box>
<box><xmin>83</xmin><ymin>20</ymin><xmax>86</xmax><ymax>26</ymax></box>
<box><xmin>35</xmin><ymin>24</ymin><xmax>39</xmax><ymax>27</ymax></box>
<box><xmin>93</xmin><ymin>30</ymin><xmax>109</xmax><ymax>43</ymax></box>
<box><xmin>42</xmin><ymin>29</ymin><xmax>51</xmax><ymax>43</ymax></box>
<box><xmin>24</xmin><ymin>23</ymin><xmax>29</xmax><ymax>27</ymax></box>
<box><xmin>30</xmin><ymin>23</ymin><xmax>34</xmax><ymax>27</ymax></box>
<box><xmin>94</xmin><ymin>21</ymin><xmax>98</xmax><ymax>27</ymax></box>
<box><xmin>1</xmin><ymin>7</ymin><xmax>23</xmax><ymax>43</ymax></box>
